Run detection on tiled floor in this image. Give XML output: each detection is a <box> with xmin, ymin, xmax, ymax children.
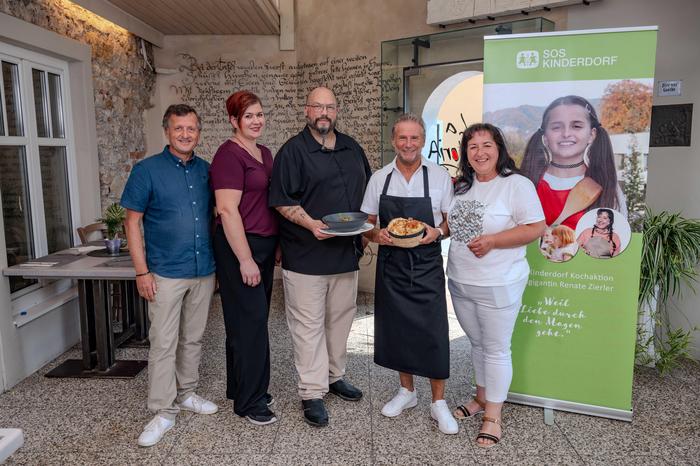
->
<box><xmin>2</xmin><ymin>280</ymin><xmax>699</xmax><ymax>465</ymax></box>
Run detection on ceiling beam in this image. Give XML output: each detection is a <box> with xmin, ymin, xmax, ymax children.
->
<box><xmin>71</xmin><ymin>0</ymin><xmax>164</xmax><ymax>47</ymax></box>
<box><xmin>279</xmin><ymin>0</ymin><xmax>294</xmax><ymax>50</ymax></box>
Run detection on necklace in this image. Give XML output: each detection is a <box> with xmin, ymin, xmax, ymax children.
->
<box><xmin>231</xmin><ymin>136</ymin><xmax>261</xmax><ymax>162</ymax></box>
<box><xmin>549</xmin><ymin>160</ymin><xmax>585</xmax><ymax>169</ymax></box>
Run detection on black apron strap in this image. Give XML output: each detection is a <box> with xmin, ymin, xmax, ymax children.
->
<box><xmin>422</xmin><ymin>165</ymin><xmax>429</xmax><ymax>197</ymax></box>
<box><xmin>382</xmin><ymin>171</ymin><xmax>393</xmax><ymax>196</ymax></box>
<box><xmin>383</xmin><ymin>165</ymin><xmax>429</xmax><ymax>197</ymax></box>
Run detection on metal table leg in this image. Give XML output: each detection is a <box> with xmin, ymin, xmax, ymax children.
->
<box><xmin>45</xmin><ymin>279</ymin><xmax>147</xmax><ymax>378</ymax></box>
<box><xmin>120</xmin><ymin>280</ymin><xmax>150</xmax><ymax>347</ymax></box>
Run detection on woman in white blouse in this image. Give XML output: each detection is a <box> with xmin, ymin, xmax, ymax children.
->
<box><xmin>447</xmin><ymin>123</ymin><xmax>545</xmax><ymax>448</ymax></box>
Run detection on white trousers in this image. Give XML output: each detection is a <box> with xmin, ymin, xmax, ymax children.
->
<box><xmin>448</xmin><ymin>277</ymin><xmax>527</xmax><ymax>403</ymax></box>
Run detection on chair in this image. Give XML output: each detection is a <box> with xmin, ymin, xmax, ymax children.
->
<box><xmin>77</xmin><ymin>222</ymin><xmax>107</xmax><ymax>244</ymax></box>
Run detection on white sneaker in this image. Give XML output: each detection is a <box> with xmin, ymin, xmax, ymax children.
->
<box><xmin>137</xmin><ymin>415</ymin><xmax>175</xmax><ymax>447</ymax></box>
<box><xmin>381</xmin><ymin>387</ymin><xmax>418</xmax><ymax>417</ymax></box>
<box><xmin>431</xmin><ymin>399</ymin><xmax>459</xmax><ymax>434</ymax></box>
<box><xmin>178</xmin><ymin>393</ymin><xmax>218</xmax><ymax>414</ymax></box>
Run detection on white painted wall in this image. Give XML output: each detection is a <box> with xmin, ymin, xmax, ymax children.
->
<box><xmin>567</xmin><ymin>0</ymin><xmax>700</xmax><ymax>357</ymax></box>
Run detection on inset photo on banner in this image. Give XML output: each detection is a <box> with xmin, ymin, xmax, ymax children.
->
<box><xmin>539</xmin><ymin>224</ymin><xmax>579</xmax><ymax>263</ymax></box>
<box><xmin>575</xmin><ymin>208</ymin><xmax>631</xmax><ymax>258</ymax></box>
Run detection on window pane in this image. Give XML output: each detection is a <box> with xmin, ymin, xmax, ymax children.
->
<box><xmin>48</xmin><ymin>73</ymin><xmax>65</xmax><ymax>138</ymax></box>
<box><xmin>1</xmin><ymin>61</ymin><xmax>23</xmax><ymax>137</ymax></box>
<box><xmin>32</xmin><ymin>69</ymin><xmax>49</xmax><ymax>138</ymax></box>
<box><xmin>0</xmin><ymin>86</ymin><xmax>4</xmax><ymax>136</ymax></box>
<box><xmin>0</xmin><ymin>145</ymin><xmax>36</xmax><ymax>293</ymax></box>
<box><xmin>39</xmin><ymin>146</ymin><xmax>72</xmax><ymax>252</ymax></box>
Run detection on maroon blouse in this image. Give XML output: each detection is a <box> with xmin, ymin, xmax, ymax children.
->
<box><xmin>209</xmin><ymin>139</ymin><xmax>278</xmax><ymax>236</ymax></box>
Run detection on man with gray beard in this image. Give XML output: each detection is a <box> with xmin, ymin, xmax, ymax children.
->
<box><xmin>269</xmin><ymin>86</ymin><xmax>372</xmax><ymax>427</ymax></box>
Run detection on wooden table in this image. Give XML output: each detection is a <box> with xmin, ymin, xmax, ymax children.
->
<box><xmin>3</xmin><ymin>249</ymin><xmax>149</xmax><ymax>378</ymax></box>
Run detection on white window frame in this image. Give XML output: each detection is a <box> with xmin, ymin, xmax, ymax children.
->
<box><xmin>0</xmin><ymin>41</ymin><xmax>81</xmax><ymax>307</ymax></box>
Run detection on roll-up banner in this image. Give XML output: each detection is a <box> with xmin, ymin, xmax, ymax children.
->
<box><xmin>483</xmin><ymin>27</ymin><xmax>657</xmax><ymax>421</ymax></box>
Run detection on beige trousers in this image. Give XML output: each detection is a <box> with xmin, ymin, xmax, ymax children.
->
<box><xmin>147</xmin><ymin>273</ymin><xmax>215</xmax><ymax>420</ymax></box>
<box><xmin>283</xmin><ymin>269</ymin><xmax>359</xmax><ymax>400</ymax></box>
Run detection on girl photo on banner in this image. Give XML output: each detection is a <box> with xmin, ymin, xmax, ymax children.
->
<box><xmin>484</xmin><ymin>78</ymin><xmax>653</xmax><ymax>263</ymax></box>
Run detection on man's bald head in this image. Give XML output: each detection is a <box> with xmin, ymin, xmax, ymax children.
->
<box><xmin>305</xmin><ymin>87</ymin><xmax>338</xmax><ymax>136</ymax></box>
<box><xmin>306</xmin><ymin>86</ymin><xmax>337</xmax><ymax>106</ymax></box>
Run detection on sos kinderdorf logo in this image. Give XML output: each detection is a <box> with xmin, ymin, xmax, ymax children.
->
<box><xmin>516</xmin><ymin>49</ymin><xmax>618</xmax><ymax>69</ymax></box>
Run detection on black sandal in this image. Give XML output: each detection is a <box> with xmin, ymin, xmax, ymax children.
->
<box><xmin>453</xmin><ymin>398</ymin><xmax>485</xmax><ymax>420</ymax></box>
<box><xmin>476</xmin><ymin>416</ymin><xmax>501</xmax><ymax>448</ymax></box>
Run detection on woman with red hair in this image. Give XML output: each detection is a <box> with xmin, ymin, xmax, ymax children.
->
<box><xmin>210</xmin><ymin>90</ymin><xmax>278</xmax><ymax>425</ymax></box>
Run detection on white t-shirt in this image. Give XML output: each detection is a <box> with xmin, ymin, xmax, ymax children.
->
<box><xmin>361</xmin><ymin>157</ymin><xmax>453</xmax><ymax>227</ymax></box>
<box><xmin>446</xmin><ymin>174</ymin><xmax>544</xmax><ymax>286</ymax></box>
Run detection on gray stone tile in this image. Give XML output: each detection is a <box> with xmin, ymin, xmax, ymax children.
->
<box><xmin>269</xmin><ymin>452</ymin><xmax>372</xmax><ymax>465</ymax></box>
<box><xmin>171</xmin><ymin>407</ymin><xmax>277</xmax><ymax>455</ymax></box>
<box><xmin>7</xmin><ymin>404</ymin><xmax>188</xmax><ymax>456</ymax></box>
<box><xmin>668</xmin><ymin>453</ymin><xmax>700</xmax><ymax>466</ymax></box>
<box><xmin>372</xmin><ymin>410</ymin><xmax>474</xmax><ymax>459</ymax></box>
<box><xmin>649</xmin><ymin>359</ymin><xmax>700</xmax><ymax>393</ymax></box>
<box><xmin>373</xmin><ymin>451</ymin><xmax>476</xmax><ymax>465</ymax></box>
<box><xmin>6</xmin><ymin>449</ymin><xmax>166</xmax><ymax>465</ymax></box>
<box><xmin>1</xmin><ymin>275</ymin><xmax>699</xmax><ymax>465</ymax></box>
<box><xmin>580</xmin><ymin>454</ymin><xmax>673</xmax><ymax>466</ymax></box>
<box><xmin>0</xmin><ymin>405</ymin><xmax>17</xmax><ymax>424</ymax></box>
<box><xmin>169</xmin><ymin>453</ymin><xmax>269</xmax><ymax>465</ymax></box>
<box><xmin>471</xmin><ymin>453</ymin><xmax>584</xmax><ymax>466</ymax></box>
<box><xmin>466</xmin><ymin>403</ymin><xmax>578</xmax><ymax>457</ymax></box>
<box><xmin>555</xmin><ymin>410</ymin><xmax>680</xmax><ymax>458</ymax></box>
<box><xmin>0</xmin><ymin>372</ymin><xmax>147</xmax><ymax>411</ymax></box>
<box><xmin>271</xmin><ymin>404</ymin><xmax>371</xmax><ymax>456</ymax></box>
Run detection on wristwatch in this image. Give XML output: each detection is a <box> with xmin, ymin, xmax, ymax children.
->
<box><xmin>434</xmin><ymin>226</ymin><xmax>445</xmax><ymax>243</ymax></box>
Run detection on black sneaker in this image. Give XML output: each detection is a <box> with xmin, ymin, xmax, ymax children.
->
<box><xmin>246</xmin><ymin>409</ymin><xmax>278</xmax><ymax>426</ymax></box>
<box><xmin>265</xmin><ymin>393</ymin><xmax>274</xmax><ymax>406</ymax></box>
<box><xmin>329</xmin><ymin>379</ymin><xmax>363</xmax><ymax>401</ymax></box>
<box><xmin>302</xmin><ymin>399</ymin><xmax>329</xmax><ymax>427</ymax></box>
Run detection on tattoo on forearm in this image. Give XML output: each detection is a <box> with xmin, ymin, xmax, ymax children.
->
<box><xmin>278</xmin><ymin>206</ymin><xmax>309</xmax><ymax>226</ymax></box>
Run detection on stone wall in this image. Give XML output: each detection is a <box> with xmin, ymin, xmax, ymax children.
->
<box><xmin>0</xmin><ymin>0</ymin><xmax>155</xmax><ymax>208</ymax></box>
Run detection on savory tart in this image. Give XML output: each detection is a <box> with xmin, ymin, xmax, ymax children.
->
<box><xmin>387</xmin><ymin>217</ymin><xmax>425</xmax><ymax>237</ymax></box>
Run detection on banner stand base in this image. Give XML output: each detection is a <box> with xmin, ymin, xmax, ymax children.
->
<box><xmin>508</xmin><ymin>392</ymin><xmax>632</xmax><ymax>422</ymax></box>
<box><xmin>544</xmin><ymin>407</ymin><xmax>555</xmax><ymax>425</ymax></box>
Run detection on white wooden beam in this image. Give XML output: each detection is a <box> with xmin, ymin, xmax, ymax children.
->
<box><xmin>279</xmin><ymin>0</ymin><xmax>294</xmax><ymax>51</ymax></box>
<box><xmin>71</xmin><ymin>0</ymin><xmax>164</xmax><ymax>47</ymax></box>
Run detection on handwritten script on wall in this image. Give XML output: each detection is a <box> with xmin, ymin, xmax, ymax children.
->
<box><xmin>170</xmin><ymin>53</ymin><xmax>384</xmax><ymax>167</ymax></box>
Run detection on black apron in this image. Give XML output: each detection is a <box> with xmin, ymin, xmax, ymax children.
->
<box><xmin>374</xmin><ymin>166</ymin><xmax>449</xmax><ymax>379</ymax></box>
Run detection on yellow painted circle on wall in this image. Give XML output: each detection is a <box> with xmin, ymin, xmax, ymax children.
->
<box><xmin>422</xmin><ymin>72</ymin><xmax>483</xmax><ymax>177</ymax></box>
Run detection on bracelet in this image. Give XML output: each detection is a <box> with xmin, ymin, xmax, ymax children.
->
<box><xmin>135</xmin><ymin>271</ymin><xmax>151</xmax><ymax>277</ymax></box>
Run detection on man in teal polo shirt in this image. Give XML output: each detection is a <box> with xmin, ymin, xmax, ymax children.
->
<box><xmin>122</xmin><ymin>104</ymin><xmax>217</xmax><ymax>447</ymax></box>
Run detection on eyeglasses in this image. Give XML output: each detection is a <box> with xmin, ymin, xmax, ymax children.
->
<box><xmin>306</xmin><ymin>103</ymin><xmax>338</xmax><ymax>112</ymax></box>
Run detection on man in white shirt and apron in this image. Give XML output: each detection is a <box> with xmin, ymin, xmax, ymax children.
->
<box><xmin>361</xmin><ymin>113</ymin><xmax>457</xmax><ymax>434</ymax></box>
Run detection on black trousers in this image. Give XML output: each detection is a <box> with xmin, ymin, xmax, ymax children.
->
<box><xmin>214</xmin><ymin>225</ymin><xmax>277</xmax><ymax>416</ymax></box>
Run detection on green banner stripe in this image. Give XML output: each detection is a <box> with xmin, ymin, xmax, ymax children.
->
<box><xmin>484</xmin><ymin>30</ymin><xmax>657</xmax><ymax>83</ymax></box>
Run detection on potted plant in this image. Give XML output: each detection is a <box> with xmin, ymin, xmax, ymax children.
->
<box><xmin>97</xmin><ymin>203</ymin><xmax>126</xmax><ymax>255</ymax></box>
<box><xmin>637</xmin><ymin>209</ymin><xmax>700</xmax><ymax>374</ymax></box>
